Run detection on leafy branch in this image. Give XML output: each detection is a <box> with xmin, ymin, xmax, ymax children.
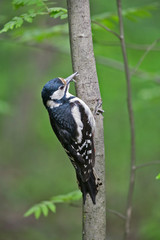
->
<box><xmin>12</xmin><ymin>0</ymin><xmax>49</xmax><ymax>9</ymax></box>
<box><xmin>24</xmin><ymin>190</ymin><xmax>82</xmax><ymax>219</ymax></box>
<box><xmin>0</xmin><ymin>11</ymin><xmax>39</xmax><ymax>34</ymax></box>
<box><xmin>0</xmin><ymin>0</ymin><xmax>67</xmax><ymax>34</ymax></box>
<box><xmin>1</xmin><ymin>2</ymin><xmax>158</xmax><ymax>35</ymax></box>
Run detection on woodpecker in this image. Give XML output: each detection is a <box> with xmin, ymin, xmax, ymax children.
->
<box><xmin>41</xmin><ymin>72</ymin><xmax>101</xmax><ymax>204</ymax></box>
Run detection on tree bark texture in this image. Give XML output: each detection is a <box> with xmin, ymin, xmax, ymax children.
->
<box><xmin>67</xmin><ymin>1</ymin><xmax>106</xmax><ymax>240</ymax></box>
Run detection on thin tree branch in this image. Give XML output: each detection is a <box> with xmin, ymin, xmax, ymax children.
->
<box><xmin>2</xmin><ymin>36</ymin><xmax>160</xmax><ymax>52</ymax></box>
<box><xmin>1</xmin><ymin>37</ymin><xmax>160</xmax><ymax>84</ymax></box>
<box><xmin>94</xmin><ymin>40</ymin><xmax>160</xmax><ymax>51</ymax></box>
<box><xmin>135</xmin><ymin>160</ymin><xmax>160</xmax><ymax>170</ymax></box>
<box><xmin>96</xmin><ymin>56</ymin><xmax>160</xmax><ymax>83</ymax></box>
<box><xmin>116</xmin><ymin>1</ymin><xmax>136</xmax><ymax>240</ymax></box>
<box><xmin>92</xmin><ymin>20</ymin><xmax>121</xmax><ymax>40</ymax></box>
<box><xmin>131</xmin><ymin>38</ymin><xmax>160</xmax><ymax>76</ymax></box>
<box><xmin>126</xmin><ymin>42</ymin><xmax>160</xmax><ymax>51</ymax></box>
<box><xmin>107</xmin><ymin>208</ymin><xmax>126</xmax><ymax>220</ymax></box>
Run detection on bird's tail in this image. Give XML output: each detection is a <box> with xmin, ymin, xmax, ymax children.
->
<box><xmin>76</xmin><ymin>169</ymin><xmax>102</xmax><ymax>204</ymax></box>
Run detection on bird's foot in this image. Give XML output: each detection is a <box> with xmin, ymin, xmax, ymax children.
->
<box><xmin>94</xmin><ymin>98</ymin><xmax>104</xmax><ymax>116</ymax></box>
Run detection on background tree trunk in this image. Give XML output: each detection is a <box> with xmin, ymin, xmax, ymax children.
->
<box><xmin>67</xmin><ymin>0</ymin><xmax>106</xmax><ymax>239</ymax></box>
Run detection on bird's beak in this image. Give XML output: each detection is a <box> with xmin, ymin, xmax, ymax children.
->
<box><xmin>65</xmin><ymin>72</ymin><xmax>78</xmax><ymax>85</ymax></box>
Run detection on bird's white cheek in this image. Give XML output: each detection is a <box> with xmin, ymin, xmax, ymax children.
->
<box><xmin>46</xmin><ymin>100</ymin><xmax>61</xmax><ymax>108</ymax></box>
<box><xmin>50</xmin><ymin>89</ymin><xmax>65</xmax><ymax>100</ymax></box>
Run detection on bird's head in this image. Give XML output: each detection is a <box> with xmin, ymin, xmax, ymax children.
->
<box><xmin>41</xmin><ymin>72</ymin><xmax>78</xmax><ymax>107</ymax></box>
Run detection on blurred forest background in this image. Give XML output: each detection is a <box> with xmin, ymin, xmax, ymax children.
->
<box><xmin>0</xmin><ymin>0</ymin><xmax>160</xmax><ymax>239</ymax></box>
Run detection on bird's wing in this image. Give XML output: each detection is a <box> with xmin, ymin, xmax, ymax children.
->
<box><xmin>63</xmin><ymin>99</ymin><xmax>95</xmax><ymax>182</ymax></box>
<box><xmin>50</xmin><ymin>99</ymin><xmax>95</xmax><ymax>182</ymax></box>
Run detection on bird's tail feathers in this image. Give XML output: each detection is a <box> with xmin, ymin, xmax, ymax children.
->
<box><xmin>76</xmin><ymin>169</ymin><xmax>102</xmax><ymax>204</ymax></box>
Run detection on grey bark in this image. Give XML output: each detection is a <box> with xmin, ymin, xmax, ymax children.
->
<box><xmin>67</xmin><ymin>0</ymin><xmax>106</xmax><ymax>240</ymax></box>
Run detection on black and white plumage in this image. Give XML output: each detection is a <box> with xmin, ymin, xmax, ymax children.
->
<box><xmin>41</xmin><ymin>72</ymin><xmax>101</xmax><ymax>204</ymax></box>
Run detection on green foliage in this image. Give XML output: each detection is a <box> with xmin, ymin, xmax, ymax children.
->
<box><xmin>51</xmin><ymin>190</ymin><xmax>82</xmax><ymax>203</ymax></box>
<box><xmin>24</xmin><ymin>201</ymin><xmax>56</xmax><ymax>219</ymax></box>
<box><xmin>156</xmin><ymin>173</ymin><xmax>160</xmax><ymax>180</ymax></box>
<box><xmin>0</xmin><ymin>12</ymin><xmax>37</xmax><ymax>33</ymax></box>
<box><xmin>24</xmin><ymin>191</ymin><xmax>82</xmax><ymax>219</ymax></box>
<box><xmin>12</xmin><ymin>0</ymin><xmax>48</xmax><ymax>9</ymax></box>
<box><xmin>1</xmin><ymin>0</ymin><xmax>160</xmax><ymax>239</ymax></box>
<box><xmin>92</xmin><ymin>4</ymin><xmax>158</xmax><ymax>27</ymax></box>
<box><xmin>48</xmin><ymin>7</ymin><xmax>68</xmax><ymax>19</ymax></box>
<box><xmin>0</xmin><ymin>0</ymin><xmax>67</xmax><ymax>34</ymax></box>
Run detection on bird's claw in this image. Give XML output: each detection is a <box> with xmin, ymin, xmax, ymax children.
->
<box><xmin>94</xmin><ymin>98</ymin><xmax>104</xmax><ymax>116</ymax></box>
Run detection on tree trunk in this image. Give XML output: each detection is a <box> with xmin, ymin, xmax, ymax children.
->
<box><xmin>67</xmin><ymin>0</ymin><xmax>106</xmax><ymax>239</ymax></box>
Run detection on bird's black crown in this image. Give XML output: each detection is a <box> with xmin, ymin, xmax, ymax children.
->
<box><xmin>41</xmin><ymin>78</ymin><xmax>64</xmax><ymax>105</ymax></box>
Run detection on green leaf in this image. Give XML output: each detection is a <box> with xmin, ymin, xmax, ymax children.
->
<box><xmin>156</xmin><ymin>173</ymin><xmax>160</xmax><ymax>180</ymax></box>
<box><xmin>0</xmin><ymin>6</ymin><xmax>66</xmax><ymax>34</ymax></box>
<box><xmin>0</xmin><ymin>16</ymin><xmax>24</xmax><ymax>33</ymax></box>
<box><xmin>60</xmin><ymin>13</ymin><xmax>68</xmax><ymax>20</ymax></box>
<box><xmin>53</xmin><ymin>12</ymin><xmax>64</xmax><ymax>19</ymax></box>
<box><xmin>48</xmin><ymin>7</ymin><xmax>67</xmax><ymax>14</ymax></box>
<box><xmin>12</xmin><ymin>0</ymin><xmax>48</xmax><ymax>9</ymax></box>
<box><xmin>48</xmin><ymin>7</ymin><xmax>67</xmax><ymax>19</ymax></box>
<box><xmin>0</xmin><ymin>11</ymin><xmax>45</xmax><ymax>34</ymax></box>
<box><xmin>24</xmin><ymin>204</ymin><xmax>42</xmax><ymax>218</ymax></box>
<box><xmin>92</xmin><ymin>4</ymin><xmax>158</xmax><ymax>27</ymax></box>
<box><xmin>47</xmin><ymin>202</ymin><xmax>56</xmax><ymax>213</ymax></box>
<box><xmin>15</xmin><ymin>17</ymin><xmax>24</xmax><ymax>27</ymax></box>
<box><xmin>24</xmin><ymin>191</ymin><xmax>81</xmax><ymax>219</ymax></box>
<box><xmin>51</xmin><ymin>190</ymin><xmax>82</xmax><ymax>203</ymax></box>
<box><xmin>22</xmin><ymin>14</ymin><xmax>33</xmax><ymax>23</ymax></box>
<box><xmin>40</xmin><ymin>203</ymin><xmax>49</xmax><ymax>217</ymax></box>
<box><xmin>24</xmin><ymin>206</ymin><xmax>38</xmax><ymax>217</ymax></box>
<box><xmin>34</xmin><ymin>206</ymin><xmax>41</xmax><ymax>219</ymax></box>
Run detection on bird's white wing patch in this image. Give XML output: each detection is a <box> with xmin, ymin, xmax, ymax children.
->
<box><xmin>71</xmin><ymin>105</ymin><xmax>83</xmax><ymax>143</ymax></box>
<box><xmin>70</xmin><ymin>97</ymin><xmax>95</xmax><ymax>132</ymax></box>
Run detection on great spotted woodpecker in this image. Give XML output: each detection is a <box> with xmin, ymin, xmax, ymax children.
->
<box><xmin>41</xmin><ymin>72</ymin><xmax>101</xmax><ymax>204</ymax></box>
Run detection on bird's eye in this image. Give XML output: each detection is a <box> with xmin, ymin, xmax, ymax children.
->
<box><xmin>59</xmin><ymin>85</ymin><xmax>64</xmax><ymax>90</ymax></box>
